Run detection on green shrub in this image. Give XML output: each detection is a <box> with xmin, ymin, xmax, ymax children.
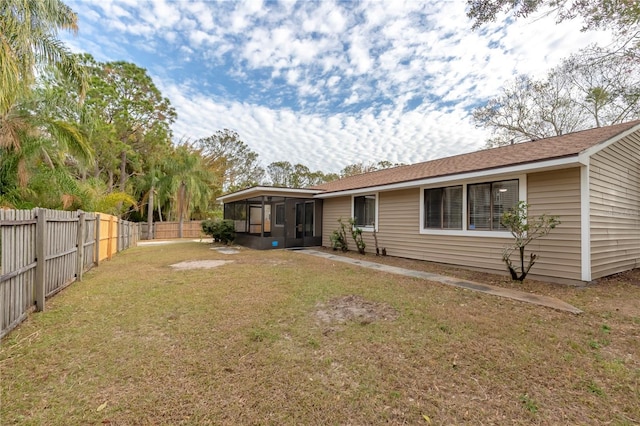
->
<box><xmin>348</xmin><ymin>217</ymin><xmax>366</xmax><ymax>255</ymax></box>
<box><xmin>201</xmin><ymin>219</ymin><xmax>235</xmax><ymax>244</ymax></box>
<box><xmin>330</xmin><ymin>219</ymin><xmax>349</xmax><ymax>252</ymax></box>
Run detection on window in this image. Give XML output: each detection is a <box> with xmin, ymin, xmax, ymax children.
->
<box><xmin>224</xmin><ymin>202</ymin><xmax>247</xmax><ymax>232</ymax></box>
<box><xmin>304</xmin><ymin>201</ymin><xmax>314</xmax><ymax>237</ymax></box>
<box><xmin>353</xmin><ymin>195</ymin><xmax>376</xmax><ymax>228</ymax></box>
<box><xmin>424</xmin><ymin>186</ymin><xmax>462</xmax><ymax>229</ymax></box>
<box><xmin>468</xmin><ymin>180</ymin><xmax>518</xmax><ymax>231</ymax></box>
<box><xmin>274</xmin><ymin>203</ymin><xmax>285</xmax><ymax>226</ymax></box>
<box><xmin>421</xmin><ymin>178</ymin><xmax>521</xmax><ymax>234</ymax></box>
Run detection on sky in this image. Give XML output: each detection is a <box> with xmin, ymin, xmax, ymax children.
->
<box><xmin>62</xmin><ymin>0</ymin><xmax>613</xmax><ymax>174</ymax></box>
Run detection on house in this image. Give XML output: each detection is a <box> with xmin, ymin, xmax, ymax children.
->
<box><xmin>219</xmin><ymin>120</ymin><xmax>640</xmax><ymax>283</ymax></box>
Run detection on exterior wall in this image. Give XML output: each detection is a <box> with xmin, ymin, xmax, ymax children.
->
<box><xmin>322</xmin><ymin>196</ymin><xmax>352</xmax><ymax>248</ymax></box>
<box><xmin>527</xmin><ymin>168</ymin><xmax>582</xmax><ymax>281</ymax></box>
<box><xmin>590</xmin><ymin>133</ymin><xmax>640</xmax><ymax>279</ymax></box>
<box><xmin>321</xmin><ymin>167</ymin><xmax>583</xmax><ymax>281</ymax></box>
<box><xmin>375</xmin><ymin>188</ymin><xmax>511</xmax><ymax>270</ymax></box>
<box><xmin>322</xmin><ymin>190</ymin><xmax>511</xmax><ymax>272</ymax></box>
<box><xmin>225</xmin><ymin>196</ymin><xmax>321</xmax><ymax>249</ymax></box>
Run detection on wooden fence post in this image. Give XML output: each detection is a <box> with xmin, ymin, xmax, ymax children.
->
<box><xmin>107</xmin><ymin>216</ymin><xmax>113</xmax><ymax>260</ymax></box>
<box><xmin>95</xmin><ymin>214</ymin><xmax>101</xmax><ymax>267</ymax></box>
<box><xmin>34</xmin><ymin>208</ymin><xmax>46</xmax><ymax>312</ymax></box>
<box><xmin>76</xmin><ymin>211</ymin><xmax>85</xmax><ymax>282</ymax></box>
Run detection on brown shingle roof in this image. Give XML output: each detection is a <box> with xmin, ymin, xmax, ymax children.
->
<box><xmin>312</xmin><ymin>120</ymin><xmax>640</xmax><ymax>194</ymax></box>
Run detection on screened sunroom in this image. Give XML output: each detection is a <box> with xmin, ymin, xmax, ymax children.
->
<box><xmin>218</xmin><ymin>187</ymin><xmax>323</xmax><ymax>250</ymax></box>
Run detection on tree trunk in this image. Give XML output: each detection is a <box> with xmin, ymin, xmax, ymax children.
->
<box><xmin>178</xmin><ymin>182</ymin><xmax>185</xmax><ymax>238</ymax></box>
<box><xmin>519</xmin><ymin>246</ymin><xmax>525</xmax><ymax>281</ymax></box>
<box><xmin>107</xmin><ymin>170</ymin><xmax>113</xmax><ymax>192</ymax></box>
<box><xmin>147</xmin><ymin>185</ymin><xmax>154</xmax><ymax>239</ymax></box>
<box><xmin>117</xmin><ymin>150</ymin><xmax>127</xmax><ymax>216</ymax></box>
<box><xmin>119</xmin><ymin>150</ymin><xmax>127</xmax><ymax>191</ymax></box>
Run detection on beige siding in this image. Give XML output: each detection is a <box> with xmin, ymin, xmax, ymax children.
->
<box><xmin>322</xmin><ymin>189</ymin><xmax>511</xmax><ymax>272</ymax></box>
<box><xmin>322</xmin><ymin>197</ymin><xmax>352</xmax><ymax>248</ymax></box>
<box><xmin>527</xmin><ymin>168</ymin><xmax>582</xmax><ymax>281</ymax></box>
<box><xmin>321</xmin><ymin>169</ymin><xmax>583</xmax><ymax>281</ymax></box>
<box><xmin>375</xmin><ymin>189</ymin><xmax>511</xmax><ymax>271</ymax></box>
<box><xmin>590</xmin><ymin>133</ymin><xmax>640</xmax><ymax>279</ymax></box>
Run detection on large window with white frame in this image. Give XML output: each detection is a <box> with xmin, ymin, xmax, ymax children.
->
<box><xmin>424</xmin><ymin>186</ymin><xmax>463</xmax><ymax>229</ymax></box>
<box><xmin>353</xmin><ymin>195</ymin><xmax>376</xmax><ymax>228</ymax></box>
<box><xmin>421</xmin><ymin>178</ymin><xmax>520</xmax><ymax>233</ymax></box>
<box><xmin>468</xmin><ymin>179</ymin><xmax>518</xmax><ymax>231</ymax></box>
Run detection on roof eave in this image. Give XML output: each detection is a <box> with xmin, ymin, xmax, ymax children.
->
<box><xmin>314</xmin><ymin>155</ymin><xmax>585</xmax><ymax>199</ymax></box>
<box><xmin>218</xmin><ymin>186</ymin><xmax>323</xmax><ymax>203</ymax></box>
<box><xmin>578</xmin><ymin>122</ymin><xmax>640</xmax><ymax>159</ymax></box>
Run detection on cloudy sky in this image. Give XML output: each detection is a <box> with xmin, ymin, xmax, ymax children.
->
<box><xmin>63</xmin><ymin>0</ymin><xmax>611</xmax><ymax>174</ymax></box>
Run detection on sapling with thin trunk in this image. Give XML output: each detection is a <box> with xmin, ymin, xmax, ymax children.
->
<box><xmin>501</xmin><ymin>201</ymin><xmax>560</xmax><ymax>282</ymax></box>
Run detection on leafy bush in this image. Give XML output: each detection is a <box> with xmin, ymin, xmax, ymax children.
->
<box><xmin>331</xmin><ymin>217</ymin><xmax>366</xmax><ymax>254</ymax></box>
<box><xmin>330</xmin><ymin>219</ymin><xmax>349</xmax><ymax>252</ymax></box>
<box><xmin>201</xmin><ymin>219</ymin><xmax>235</xmax><ymax>244</ymax></box>
<box><xmin>348</xmin><ymin>218</ymin><xmax>366</xmax><ymax>255</ymax></box>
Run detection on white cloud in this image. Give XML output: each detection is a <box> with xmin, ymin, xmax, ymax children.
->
<box><xmin>347</xmin><ymin>33</ymin><xmax>373</xmax><ymax>75</ymax></box>
<box><xmin>64</xmin><ymin>0</ymin><xmax>618</xmax><ymax>174</ymax></box>
<box><xmin>160</xmin><ymin>80</ymin><xmax>488</xmax><ymax>173</ymax></box>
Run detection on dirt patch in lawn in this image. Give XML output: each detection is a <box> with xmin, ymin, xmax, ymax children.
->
<box><xmin>315</xmin><ymin>294</ymin><xmax>399</xmax><ymax>325</ymax></box>
<box><xmin>169</xmin><ymin>260</ymin><xmax>233</xmax><ymax>270</ymax></box>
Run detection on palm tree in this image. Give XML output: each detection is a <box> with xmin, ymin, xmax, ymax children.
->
<box><xmin>132</xmin><ymin>165</ymin><xmax>164</xmax><ymax>238</ymax></box>
<box><xmin>0</xmin><ymin>0</ymin><xmax>90</xmax><ymax>209</ymax></box>
<box><xmin>76</xmin><ymin>177</ymin><xmax>137</xmax><ymax>215</ymax></box>
<box><xmin>0</xmin><ymin>85</ymin><xmax>93</xmax><ymax>208</ymax></box>
<box><xmin>0</xmin><ymin>0</ymin><xmax>86</xmax><ymax>120</ymax></box>
<box><xmin>157</xmin><ymin>144</ymin><xmax>215</xmax><ymax>237</ymax></box>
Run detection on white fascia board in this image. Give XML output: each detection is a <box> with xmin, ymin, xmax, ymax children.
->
<box><xmin>315</xmin><ymin>156</ymin><xmax>582</xmax><ymax>199</ymax></box>
<box><xmin>578</xmin><ymin>123</ymin><xmax>640</xmax><ymax>161</ymax></box>
<box><xmin>219</xmin><ymin>186</ymin><xmax>322</xmax><ymax>203</ymax></box>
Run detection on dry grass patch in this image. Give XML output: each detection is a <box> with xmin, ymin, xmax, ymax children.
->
<box><xmin>1</xmin><ymin>242</ymin><xmax>639</xmax><ymax>425</ymax></box>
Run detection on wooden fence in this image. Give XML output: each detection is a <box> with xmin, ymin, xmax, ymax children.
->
<box><xmin>151</xmin><ymin>221</ymin><xmax>204</xmax><ymax>239</ymax></box>
<box><xmin>0</xmin><ymin>208</ymin><xmax>140</xmax><ymax>339</ymax></box>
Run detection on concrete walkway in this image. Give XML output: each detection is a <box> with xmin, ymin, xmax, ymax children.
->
<box><xmin>297</xmin><ymin>249</ymin><xmax>583</xmax><ymax>314</ymax></box>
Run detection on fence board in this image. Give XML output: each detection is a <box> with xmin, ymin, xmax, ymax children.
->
<box><xmin>97</xmin><ymin>214</ymin><xmax>118</xmax><ymax>262</ymax></box>
<box><xmin>1</xmin><ymin>209</ymin><xmax>37</xmax><ymax>338</ymax></box>
<box><xmin>1</xmin><ymin>208</ymin><xmax>138</xmax><ymax>339</ymax></box>
<box><xmin>42</xmin><ymin>209</ymin><xmax>78</xmax><ymax>298</ymax></box>
<box><xmin>153</xmin><ymin>221</ymin><xmax>203</xmax><ymax>239</ymax></box>
<box><xmin>83</xmin><ymin>215</ymin><xmax>96</xmax><ymax>270</ymax></box>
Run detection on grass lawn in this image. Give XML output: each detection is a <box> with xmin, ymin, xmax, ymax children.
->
<box><xmin>1</xmin><ymin>241</ymin><xmax>639</xmax><ymax>425</ymax></box>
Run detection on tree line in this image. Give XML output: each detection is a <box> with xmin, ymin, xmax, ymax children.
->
<box><xmin>0</xmin><ymin>1</ymin><xmax>401</xmax><ymax>224</ymax></box>
<box><xmin>2</xmin><ymin>0</ymin><xmax>638</xmax><ymax>224</ymax></box>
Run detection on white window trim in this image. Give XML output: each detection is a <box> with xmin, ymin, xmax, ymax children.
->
<box><xmin>419</xmin><ymin>174</ymin><xmax>527</xmax><ymax>238</ymax></box>
<box><xmin>351</xmin><ymin>192</ymin><xmax>379</xmax><ymax>232</ymax></box>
